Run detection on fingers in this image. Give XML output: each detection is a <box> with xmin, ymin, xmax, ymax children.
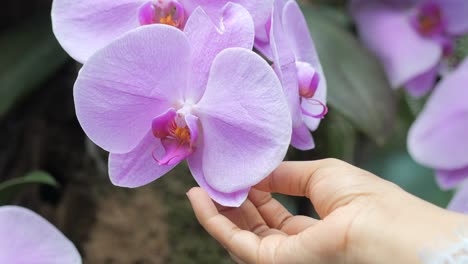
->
<box><xmin>255</xmin><ymin>159</ymin><xmax>343</xmax><ymax>197</ymax></box>
<box><xmin>216</xmin><ymin>199</ymin><xmax>272</xmax><ymax>236</ymax></box>
<box><xmin>255</xmin><ymin>159</ymin><xmax>382</xmax><ymax>217</ymax></box>
<box><xmin>187</xmin><ymin>187</ymin><xmax>259</xmax><ymax>263</ymax></box>
<box><xmin>249</xmin><ymin>189</ymin><xmax>317</xmax><ymax>235</ymax></box>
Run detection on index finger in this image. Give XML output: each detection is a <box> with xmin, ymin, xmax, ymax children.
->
<box><xmin>187</xmin><ymin>187</ymin><xmax>260</xmax><ymax>263</ymax></box>
<box><xmin>254</xmin><ymin>159</ymin><xmax>343</xmax><ymax>197</ymax></box>
<box><xmin>255</xmin><ymin>159</ymin><xmax>387</xmax><ymax>218</ymax></box>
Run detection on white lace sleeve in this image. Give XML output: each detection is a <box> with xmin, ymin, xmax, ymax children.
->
<box><xmin>420</xmin><ymin>229</ymin><xmax>468</xmax><ymax>264</ymax></box>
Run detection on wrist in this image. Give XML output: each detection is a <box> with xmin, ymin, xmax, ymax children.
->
<box><xmin>347</xmin><ymin>186</ymin><xmax>467</xmax><ymax>264</ymax></box>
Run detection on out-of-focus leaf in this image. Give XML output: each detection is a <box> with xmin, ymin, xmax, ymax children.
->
<box><xmin>363</xmin><ymin>150</ymin><xmax>453</xmax><ymax>208</ymax></box>
<box><xmin>314</xmin><ymin>108</ymin><xmax>356</xmax><ymax>162</ymax></box>
<box><xmin>403</xmin><ymin>91</ymin><xmax>427</xmax><ymax>118</ymax></box>
<box><xmin>455</xmin><ymin>35</ymin><xmax>468</xmax><ymax>62</ymax></box>
<box><xmin>0</xmin><ymin>171</ymin><xmax>58</xmax><ymax>204</ymax></box>
<box><xmin>360</xmin><ymin>97</ymin><xmax>452</xmax><ymax>207</ymax></box>
<box><xmin>302</xmin><ymin>5</ymin><xmax>396</xmax><ymax>145</ymax></box>
<box><xmin>306</xmin><ymin>5</ymin><xmax>351</xmax><ymax>28</ymax></box>
<box><xmin>0</xmin><ymin>16</ymin><xmax>68</xmax><ymax>119</ymax></box>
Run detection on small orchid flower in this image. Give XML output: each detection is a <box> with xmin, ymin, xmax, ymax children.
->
<box><xmin>74</xmin><ymin>24</ymin><xmax>291</xmax><ymax>207</ymax></box>
<box><xmin>408</xmin><ymin>59</ymin><xmax>468</xmax><ymax>214</ymax></box>
<box><xmin>351</xmin><ymin>0</ymin><xmax>468</xmax><ymax>97</ymax></box>
<box><xmin>264</xmin><ymin>0</ymin><xmax>327</xmax><ymax>150</ymax></box>
<box><xmin>0</xmin><ymin>206</ymin><xmax>81</xmax><ymax>263</ymax></box>
<box><xmin>52</xmin><ymin>0</ymin><xmax>273</xmax><ymax>63</ymax></box>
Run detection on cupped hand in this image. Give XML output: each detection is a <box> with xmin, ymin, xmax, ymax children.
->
<box><xmin>187</xmin><ymin>159</ymin><xmax>466</xmax><ymax>264</ymax></box>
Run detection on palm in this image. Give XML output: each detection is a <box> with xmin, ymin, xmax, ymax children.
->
<box><xmin>216</xmin><ymin>189</ymin><xmax>364</xmax><ymax>264</ymax></box>
<box><xmin>188</xmin><ymin>160</ymin><xmax>385</xmax><ymax>264</ymax></box>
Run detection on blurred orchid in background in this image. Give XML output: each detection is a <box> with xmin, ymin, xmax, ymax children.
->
<box><xmin>73</xmin><ymin>24</ymin><xmax>291</xmax><ymax>207</ymax></box>
<box><xmin>351</xmin><ymin>0</ymin><xmax>468</xmax><ymax>97</ymax></box>
<box><xmin>408</xmin><ymin>59</ymin><xmax>468</xmax><ymax>214</ymax></box>
<box><xmin>0</xmin><ymin>206</ymin><xmax>81</xmax><ymax>263</ymax></box>
<box><xmin>263</xmin><ymin>0</ymin><xmax>327</xmax><ymax>150</ymax></box>
<box><xmin>51</xmin><ymin>0</ymin><xmax>272</xmax><ymax>63</ymax></box>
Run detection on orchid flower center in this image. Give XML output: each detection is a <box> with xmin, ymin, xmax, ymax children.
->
<box><xmin>296</xmin><ymin>61</ymin><xmax>319</xmax><ymax>98</ymax></box>
<box><xmin>139</xmin><ymin>0</ymin><xmax>185</xmax><ymax>29</ymax></box>
<box><xmin>296</xmin><ymin>61</ymin><xmax>328</xmax><ymax>119</ymax></box>
<box><xmin>411</xmin><ymin>2</ymin><xmax>455</xmax><ymax>56</ymax></box>
<box><xmin>151</xmin><ymin>107</ymin><xmax>198</xmax><ymax>166</ymax></box>
<box><xmin>414</xmin><ymin>2</ymin><xmax>444</xmax><ymax>37</ymax></box>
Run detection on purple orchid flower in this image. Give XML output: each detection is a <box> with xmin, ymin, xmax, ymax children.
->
<box><xmin>52</xmin><ymin>0</ymin><xmax>272</xmax><ymax>63</ymax></box>
<box><xmin>73</xmin><ymin>21</ymin><xmax>291</xmax><ymax>207</ymax></box>
<box><xmin>0</xmin><ymin>206</ymin><xmax>81</xmax><ymax>263</ymax></box>
<box><xmin>262</xmin><ymin>0</ymin><xmax>327</xmax><ymax>150</ymax></box>
<box><xmin>408</xmin><ymin>59</ymin><xmax>468</xmax><ymax>214</ymax></box>
<box><xmin>351</xmin><ymin>0</ymin><xmax>468</xmax><ymax>97</ymax></box>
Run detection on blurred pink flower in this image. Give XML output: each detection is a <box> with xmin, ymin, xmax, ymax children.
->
<box><xmin>351</xmin><ymin>0</ymin><xmax>468</xmax><ymax>97</ymax></box>
<box><xmin>408</xmin><ymin>59</ymin><xmax>468</xmax><ymax>213</ymax></box>
<box><xmin>0</xmin><ymin>206</ymin><xmax>81</xmax><ymax>263</ymax></box>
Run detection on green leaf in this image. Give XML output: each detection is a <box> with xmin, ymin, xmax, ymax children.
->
<box><xmin>362</xmin><ymin>150</ymin><xmax>453</xmax><ymax>208</ymax></box>
<box><xmin>0</xmin><ymin>171</ymin><xmax>58</xmax><ymax>204</ymax></box>
<box><xmin>302</xmin><ymin>5</ymin><xmax>396</xmax><ymax>145</ymax></box>
<box><xmin>314</xmin><ymin>109</ymin><xmax>357</xmax><ymax>162</ymax></box>
<box><xmin>0</xmin><ymin>16</ymin><xmax>68</xmax><ymax>119</ymax></box>
<box><xmin>455</xmin><ymin>35</ymin><xmax>468</xmax><ymax>61</ymax></box>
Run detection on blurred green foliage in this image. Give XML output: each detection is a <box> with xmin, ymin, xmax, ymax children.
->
<box><xmin>303</xmin><ymin>5</ymin><xmax>396</xmax><ymax>146</ymax></box>
<box><xmin>0</xmin><ymin>17</ymin><xmax>68</xmax><ymax>119</ymax></box>
<box><xmin>0</xmin><ymin>171</ymin><xmax>58</xmax><ymax>204</ymax></box>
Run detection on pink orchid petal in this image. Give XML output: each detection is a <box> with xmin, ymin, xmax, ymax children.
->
<box><xmin>109</xmin><ymin>132</ymin><xmax>178</xmax><ymax>188</ymax></box>
<box><xmin>351</xmin><ymin>0</ymin><xmax>442</xmax><ymax>88</ymax></box>
<box><xmin>302</xmin><ymin>84</ymin><xmax>327</xmax><ymax>131</ymax></box>
<box><xmin>184</xmin><ymin>3</ymin><xmax>254</xmax><ymax>102</ymax></box>
<box><xmin>432</xmin><ymin>0</ymin><xmax>468</xmax><ymax>35</ymax></box>
<box><xmin>282</xmin><ymin>0</ymin><xmax>327</xmax><ymax>131</ymax></box>
<box><xmin>447</xmin><ymin>180</ymin><xmax>468</xmax><ymax>214</ymax></box>
<box><xmin>52</xmin><ymin>0</ymin><xmax>146</xmax><ymax>63</ymax></box>
<box><xmin>187</xmin><ymin>142</ymin><xmax>250</xmax><ymax>207</ymax></box>
<box><xmin>255</xmin><ymin>39</ymin><xmax>273</xmax><ymax>60</ymax></box>
<box><xmin>0</xmin><ymin>206</ymin><xmax>81</xmax><ymax>264</ymax></box>
<box><xmin>74</xmin><ymin>25</ymin><xmax>191</xmax><ymax>153</ymax></box>
<box><xmin>152</xmin><ymin>108</ymin><xmax>177</xmax><ymax>139</ymax></box>
<box><xmin>270</xmin><ymin>0</ymin><xmax>302</xmax><ymax>127</ymax></box>
<box><xmin>180</xmin><ymin>0</ymin><xmax>273</xmax><ymax>43</ymax></box>
<box><xmin>436</xmin><ymin>166</ymin><xmax>468</xmax><ymax>190</ymax></box>
<box><xmin>185</xmin><ymin>114</ymin><xmax>199</xmax><ymax>146</ymax></box>
<box><xmin>291</xmin><ymin>123</ymin><xmax>315</xmax><ymax>151</ymax></box>
<box><xmin>138</xmin><ymin>2</ymin><xmax>157</xmax><ymax>25</ymax></box>
<box><xmin>408</xmin><ymin>59</ymin><xmax>468</xmax><ymax>170</ymax></box>
<box><xmin>195</xmin><ymin>48</ymin><xmax>291</xmax><ymax>193</ymax></box>
<box><xmin>282</xmin><ymin>0</ymin><xmax>321</xmax><ymax>72</ymax></box>
<box><xmin>405</xmin><ymin>66</ymin><xmax>439</xmax><ymax>97</ymax></box>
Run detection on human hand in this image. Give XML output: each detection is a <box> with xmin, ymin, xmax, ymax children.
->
<box><xmin>187</xmin><ymin>159</ymin><xmax>468</xmax><ymax>264</ymax></box>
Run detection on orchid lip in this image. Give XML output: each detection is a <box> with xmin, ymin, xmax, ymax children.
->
<box><xmin>301</xmin><ymin>99</ymin><xmax>328</xmax><ymax>119</ymax></box>
<box><xmin>151</xmin><ymin>107</ymin><xmax>199</xmax><ymax>166</ymax></box>
<box><xmin>138</xmin><ymin>0</ymin><xmax>185</xmax><ymax>29</ymax></box>
<box><xmin>411</xmin><ymin>2</ymin><xmax>445</xmax><ymax>37</ymax></box>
